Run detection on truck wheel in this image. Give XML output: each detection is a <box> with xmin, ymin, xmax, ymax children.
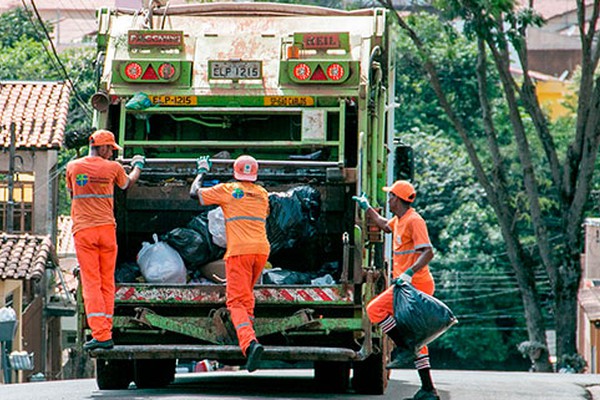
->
<box><xmin>352</xmin><ymin>338</ymin><xmax>391</xmax><ymax>395</ymax></box>
<box><xmin>133</xmin><ymin>359</ymin><xmax>176</xmax><ymax>389</ymax></box>
<box><xmin>314</xmin><ymin>361</ymin><xmax>350</xmax><ymax>393</ymax></box>
<box><xmin>96</xmin><ymin>359</ymin><xmax>134</xmax><ymax>390</ymax></box>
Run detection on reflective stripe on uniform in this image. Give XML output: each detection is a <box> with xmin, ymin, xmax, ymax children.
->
<box><xmin>225</xmin><ymin>216</ymin><xmax>267</xmax><ymax>223</ymax></box>
<box><xmin>86</xmin><ymin>312</ymin><xmax>111</xmax><ymax>318</ymax></box>
<box><xmin>73</xmin><ymin>194</ymin><xmax>114</xmax><ymax>199</ymax></box>
<box><xmin>393</xmin><ymin>249</ymin><xmax>417</xmax><ymax>256</ymax></box>
<box><xmin>236</xmin><ymin>322</ymin><xmax>251</xmax><ymax>330</ymax></box>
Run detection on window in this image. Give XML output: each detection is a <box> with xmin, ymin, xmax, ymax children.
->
<box><xmin>0</xmin><ymin>173</ymin><xmax>34</xmax><ymax>233</ymax></box>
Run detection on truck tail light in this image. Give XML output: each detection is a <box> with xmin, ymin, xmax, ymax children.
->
<box><xmin>293</xmin><ymin>63</ymin><xmax>311</xmax><ymax>80</ymax></box>
<box><xmin>124</xmin><ymin>62</ymin><xmax>143</xmax><ymax>80</ymax></box>
<box><xmin>326</xmin><ymin>63</ymin><xmax>345</xmax><ymax>81</ymax></box>
<box><xmin>158</xmin><ymin>63</ymin><xmax>176</xmax><ymax>80</ymax></box>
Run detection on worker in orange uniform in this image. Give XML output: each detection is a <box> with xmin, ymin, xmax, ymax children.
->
<box><xmin>66</xmin><ymin>130</ymin><xmax>145</xmax><ymax>351</ymax></box>
<box><xmin>190</xmin><ymin>154</ymin><xmax>269</xmax><ymax>373</ymax></box>
<box><xmin>353</xmin><ymin>180</ymin><xmax>438</xmax><ymax>400</ymax></box>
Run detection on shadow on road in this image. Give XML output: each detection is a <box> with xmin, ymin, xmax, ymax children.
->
<box><xmin>90</xmin><ymin>372</ymin><xmax>423</xmax><ymax>399</ymax></box>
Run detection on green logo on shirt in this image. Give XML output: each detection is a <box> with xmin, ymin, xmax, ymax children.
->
<box><xmin>75</xmin><ymin>174</ymin><xmax>88</xmax><ymax>186</ymax></box>
<box><xmin>232</xmin><ymin>188</ymin><xmax>245</xmax><ymax>199</ymax></box>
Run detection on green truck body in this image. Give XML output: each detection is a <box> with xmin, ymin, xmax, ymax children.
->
<box><xmin>82</xmin><ymin>2</ymin><xmax>397</xmax><ymax>394</ymax></box>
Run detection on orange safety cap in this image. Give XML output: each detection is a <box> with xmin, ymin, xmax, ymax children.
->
<box><xmin>89</xmin><ymin>129</ymin><xmax>122</xmax><ymax>150</ymax></box>
<box><xmin>233</xmin><ymin>155</ymin><xmax>258</xmax><ymax>182</ymax></box>
<box><xmin>383</xmin><ymin>180</ymin><xmax>416</xmax><ymax>203</ymax></box>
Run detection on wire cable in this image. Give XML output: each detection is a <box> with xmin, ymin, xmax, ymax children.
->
<box><xmin>24</xmin><ymin>0</ymin><xmax>93</xmax><ymax>116</ymax></box>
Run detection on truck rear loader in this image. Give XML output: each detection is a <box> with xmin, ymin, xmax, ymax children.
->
<box><xmin>81</xmin><ymin>2</ymin><xmax>405</xmax><ymax>394</ymax></box>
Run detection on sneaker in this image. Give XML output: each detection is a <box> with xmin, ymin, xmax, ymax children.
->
<box><xmin>412</xmin><ymin>388</ymin><xmax>440</xmax><ymax>400</ymax></box>
<box><xmin>386</xmin><ymin>347</ymin><xmax>414</xmax><ymax>369</ymax></box>
<box><xmin>245</xmin><ymin>341</ymin><xmax>264</xmax><ymax>373</ymax></box>
<box><xmin>83</xmin><ymin>338</ymin><xmax>114</xmax><ymax>351</ymax></box>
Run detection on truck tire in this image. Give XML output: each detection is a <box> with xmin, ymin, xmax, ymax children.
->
<box><xmin>133</xmin><ymin>359</ymin><xmax>176</xmax><ymax>389</ymax></box>
<box><xmin>314</xmin><ymin>361</ymin><xmax>350</xmax><ymax>393</ymax></box>
<box><xmin>352</xmin><ymin>338</ymin><xmax>390</xmax><ymax>395</ymax></box>
<box><xmin>96</xmin><ymin>359</ymin><xmax>134</xmax><ymax>390</ymax></box>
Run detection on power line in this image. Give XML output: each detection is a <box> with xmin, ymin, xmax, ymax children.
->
<box><xmin>23</xmin><ymin>0</ymin><xmax>93</xmax><ymax>116</ymax></box>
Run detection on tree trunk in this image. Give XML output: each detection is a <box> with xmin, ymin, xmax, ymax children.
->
<box><xmin>554</xmin><ymin>256</ymin><xmax>581</xmax><ymax>362</ymax></box>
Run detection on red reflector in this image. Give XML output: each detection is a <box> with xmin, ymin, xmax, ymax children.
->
<box><xmin>326</xmin><ymin>63</ymin><xmax>345</xmax><ymax>80</ymax></box>
<box><xmin>124</xmin><ymin>62</ymin><xmax>143</xmax><ymax>80</ymax></box>
<box><xmin>142</xmin><ymin>65</ymin><xmax>159</xmax><ymax>80</ymax></box>
<box><xmin>293</xmin><ymin>63</ymin><xmax>311</xmax><ymax>80</ymax></box>
<box><xmin>310</xmin><ymin>65</ymin><xmax>327</xmax><ymax>81</ymax></box>
<box><xmin>158</xmin><ymin>63</ymin><xmax>176</xmax><ymax>79</ymax></box>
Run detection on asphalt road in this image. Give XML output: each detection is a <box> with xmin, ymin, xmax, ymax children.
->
<box><xmin>0</xmin><ymin>369</ymin><xmax>598</xmax><ymax>400</ymax></box>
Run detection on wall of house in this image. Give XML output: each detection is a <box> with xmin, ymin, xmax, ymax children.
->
<box><xmin>0</xmin><ymin>149</ymin><xmax>59</xmax><ymax>237</ymax></box>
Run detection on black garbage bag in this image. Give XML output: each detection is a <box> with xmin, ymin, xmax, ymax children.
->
<box><xmin>162</xmin><ymin>227</ymin><xmax>224</xmax><ymax>270</ymax></box>
<box><xmin>267</xmin><ymin>186</ymin><xmax>321</xmax><ymax>254</ymax></box>
<box><xmin>115</xmin><ymin>262</ymin><xmax>141</xmax><ymax>283</ymax></box>
<box><xmin>392</xmin><ymin>281</ymin><xmax>458</xmax><ymax>353</ymax></box>
<box><xmin>262</xmin><ymin>268</ymin><xmax>315</xmax><ymax>285</ymax></box>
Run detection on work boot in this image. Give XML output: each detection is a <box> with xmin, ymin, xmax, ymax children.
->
<box><xmin>83</xmin><ymin>338</ymin><xmax>114</xmax><ymax>351</ymax></box>
<box><xmin>386</xmin><ymin>346</ymin><xmax>414</xmax><ymax>369</ymax></box>
<box><xmin>411</xmin><ymin>388</ymin><xmax>440</xmax><ymax>400</ymax></box>
<box><xmin>245</xmin><ymin>340</ymin><xmax>264</xmax><ymax>373</ymax></box>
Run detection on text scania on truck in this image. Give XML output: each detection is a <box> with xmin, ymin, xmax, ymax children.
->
<box><xmin>82</xmin><ymin>2</ymin><xmax>407</xmax><ymax>394</ymax></box>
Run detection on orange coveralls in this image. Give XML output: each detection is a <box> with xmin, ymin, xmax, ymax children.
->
<box><xmin>66</xmin><ymin>156</ymin><xmax>129</xmax><ymax>342</ymax></box>
<box><xmin>366</xmin><ymin>208</ymin><xmax>435</xmax><ymax>356</ymax></box>
<box><xmin>197</xmin><ymin>181</ymin><xmax>270</xmax><ymax>355</ymax></box>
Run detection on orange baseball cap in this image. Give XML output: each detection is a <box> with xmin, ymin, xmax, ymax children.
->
<box><xmin>89</xmin><ymin>129</ymin><xmax>122</xmax><ymax>150</ymax></box>
<box><xmin>383</xmin><ymin>180</ymin><xmax>416</xmax><ymax>203</ymax></box>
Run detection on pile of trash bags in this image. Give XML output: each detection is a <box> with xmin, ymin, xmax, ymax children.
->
<box><xmin>122</xmin><ymin>185</ymin><xmax>324</xmax><ymax>284</ymax></box>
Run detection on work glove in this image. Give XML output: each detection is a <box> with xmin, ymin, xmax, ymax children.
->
<box><xmin>399</xmin><ymin>268</ymin><xmax>414</xmax><ymax>284</ymax></box>
<box><xmin>196</xmin><ymin>155</ymin><xmax>212</xmax><ymax>174</ymax></box>
<box><xmin>352</xmin><ymin>192</ymin><xmax>371</xmax><ymax>211</ymax></box>
<box><xmin>131</xmin><ymin>154</ymin><xmax>146</xmax><ymax>170</ymax></box>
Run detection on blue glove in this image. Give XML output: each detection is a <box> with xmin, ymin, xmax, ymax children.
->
<box><xmin>352</xmin><ymin>192</ymin><xmax>371</xmax><ymax>211</ymax></box>
<box><xmin>196</xmin><ymin>156</ymin><xmax>212</xmax><ymax>174</ymax></box>
<box><xmin>399</xmin><ymin>268</ymin><xmax>414</xmax><ymax>284</ymax></box>
<box><xmin>131</xmin><ymin>154</ymin><xmax>145</xmax><ymax>170</ymax></box>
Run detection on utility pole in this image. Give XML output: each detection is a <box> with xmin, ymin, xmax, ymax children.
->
<box><xmin>6</xmin><ymin>122</ymin><xmax>15</xmax><ymax>233</ymax></box>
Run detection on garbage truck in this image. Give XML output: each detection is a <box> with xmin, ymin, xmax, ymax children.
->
<box><xmin>81</xmin><ymin>1</ymin><xmax>404</xmax><ymax>394</ymax></box>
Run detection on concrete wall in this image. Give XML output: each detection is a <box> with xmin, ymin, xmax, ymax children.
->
<box><xmin>0</xmin><ymin>149</ymin><xmax>59</xmax><ymax>238</ymax></box>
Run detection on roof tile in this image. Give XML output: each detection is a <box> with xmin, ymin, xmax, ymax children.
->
<box><xmin>0</xmin><ymin>234</ymin><xmax>57</xmax><ymax>281</ymax></box>
<box><xmin>0</xmin><ymin>81</ymin><xmax>71</xmax><ymax>150</ymax></box>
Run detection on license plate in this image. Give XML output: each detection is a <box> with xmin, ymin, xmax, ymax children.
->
<box><xmin>264</xmin><ymin>96</ymin><xmax>315</xmax><ymax>106</ymax></box>
<box><xmin>149</xmin><ymin>95</ymin><xmax>197</xmax><ymax>106</ymax></box>
<box><xmin>209</xmin><ymin>61</ymin><xmax>262</xmax><ymax>80</ymax></box>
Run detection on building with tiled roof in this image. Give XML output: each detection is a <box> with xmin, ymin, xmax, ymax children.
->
<box><xmin>0</xmin><ymin>81</ymin><xmax>71</xmax><ymax>238</ymax></box>
<box><xmin>525</xmin><ymin>1</ymin><xmax>596</xmax><ymax>77</ymax></box>
<box><xmin>0</xmin><ymin>81</ymin><xmax>70</xmax><ymax>149</ymax></box>
<box><xmin>0</xmin><ymin>233</ymin><xmax>56</xmax><ymax>281</ymax></box>
<box><xmin>0</xmin><ymin>81</ymin><xmax>70</xmax><ymax>383</ymax></box>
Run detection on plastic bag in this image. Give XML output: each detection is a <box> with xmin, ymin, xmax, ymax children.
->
<box><xmin>262</xmin><ymin>268</ymin><xmax>314</xmax><ymax>285</ymax></box>
<box><xmin>137</xmin><ymin>234</ymin><xmax>187</xmax><ymax>284</ymax></box>
<box><xmin>267</xmin><ymin>186</ymin><xmax>321</xmax><ymax>254</ymax></box>
<box><xmin>207</xmin><ymin>207</ymin><xmax>227</xmax><ymax>248</ymax></box>
<box><xmin>392</xmin><ymin>281</ymin><xmax>458</xmax><ymax>352</ymax></box>
<box><xmin>163</xmin><ymin>227</ymin><xmax>224</xmax><ymax>270</ymax></box>
<box><xmin>0</xmin><ymin>306</ymin><xmax>16</xmax><ymax>322</ymax></box>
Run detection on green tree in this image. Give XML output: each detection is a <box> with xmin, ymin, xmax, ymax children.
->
<box><xmin>0</xmin><ymin>7</ymin><xmax>95</xmax><ymax>215</ymax></box>
<box><xmin>376</xmin><ymin>0</ymin><xmax>598</xmax><ymax>372</ymax></box>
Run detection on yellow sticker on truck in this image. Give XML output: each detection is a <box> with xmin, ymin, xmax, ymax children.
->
<box><xmin>149</xmin><ymin>95</ymin><xmax>198</xmax><ymax>106</ymax></box>
<box><xmin>264</xmin><ymin>96</ymin><xmax>315</xmax><ymax>106</ymax></box>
